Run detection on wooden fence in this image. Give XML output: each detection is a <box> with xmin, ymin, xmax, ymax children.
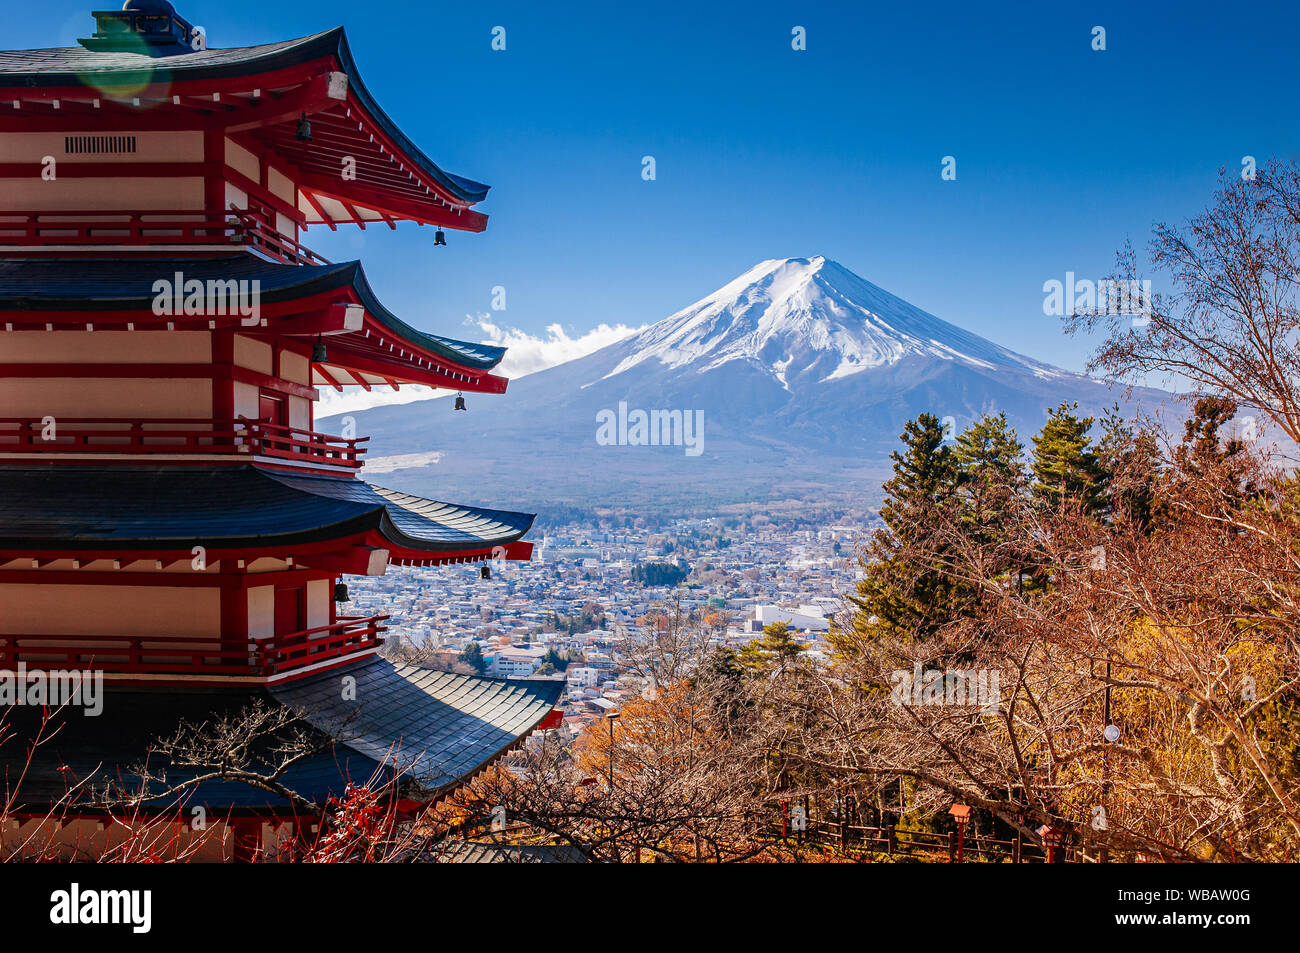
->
<box><xmin>770</xmin><ymin>815</ymin><xmax>1062</xmax><ymax>862</ymax></box>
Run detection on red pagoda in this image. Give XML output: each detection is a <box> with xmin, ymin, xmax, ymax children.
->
<box><xmin>0</xmin><ymin>0</ymin><xmax>561</xmax><ymax>860</ymax></box>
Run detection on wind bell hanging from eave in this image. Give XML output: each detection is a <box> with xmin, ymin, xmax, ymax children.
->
<box><xmin>454</xmin><ymin>391</ymin><xmax>466</xmax><ymax>411</ymax></box>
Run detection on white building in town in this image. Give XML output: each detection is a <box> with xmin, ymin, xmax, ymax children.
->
<box><xmin>488</xmin><ymin>645</ymin><xmax>548</xmax><ymax>678</ymax></box>
<box><xmin>567</xmin><ymin>666</ymin><xmax>600</xmax><ymax>688</ymax></box>
<box><xmin>751</xmin><ymin>603</ymin><xmax>831</xmax><ymax>632</ymax></box>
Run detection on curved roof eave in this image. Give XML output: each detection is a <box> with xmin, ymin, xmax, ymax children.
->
<box><xmin>344</xmin><ymin>261</ymin><xmax>507</xmax><ymax>370</ymax></box>
<box><xmin>0</xmin><ymin>465</ymin><xmax>535</xmax><ymax>556</ymax></box>
<box><xmin>0</xmin><ymin>660</ymin><xmax>564</xmax><ymax>809</ymax></box>
<box><xmin>0</xmin><ymin>27</ymin><xmax>489</xmax><ymax>206</ymax></box>
<box><xmin>331</xmin><ymin>29</ymin><xmax>490</xmax><ymax>206</ymax></box>
<box><xmin>0</xmin><ymin>255</ymin><xmax>508</xmax><ymax>372</ymax></box>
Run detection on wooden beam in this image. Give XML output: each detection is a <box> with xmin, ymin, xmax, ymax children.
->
<box><xmin>0</xmin><ymin>363</ymin><xmax>214</xmax><ymax>378</ymax></box>
<box><xmin>294</xmin><ymin>546</ymin><xmax>388</xmax><ymax>575</ymax></box>
<box><xmin>299</xmin><ymin>187</ymin><xmax>337</xmax><ymax>230</ymax></box>
<box><xmin>0</xmin><ymin>62</ymin><xmax>328</xmax><ymax>133</ymax></box>
<box><xmin>223</xmin><ymin>163</ymin><xmax>308</xmax><ymax>226</ymax></box>
<box><xmin>0</xmin><ymin>111</ymin><xmax>200</xmax><ymax>133</ymax></box>
<box><xmin>226</xmin><ymin>363</ymin><xmax>319</xmax><ymax>401</ymax></box>
<box><xmin>219</xmin><ymin>73</ymin><xmax>338</xmax><ymax>134</ymax></box>
<box><xmin>0</xmin><ymin>161</ymin><xmax>218</xmax><ymax>178</ymax></box>
<box><xmin>341</xmin><ymin>202</ymin><xmax>367</xmax><ymax>228</ymax></box>
<box><xmin>0</xmin><ymin>568</ymin><xmax>334</xmax><ymax>587</ymax></box>
<box><xmin>245</xmin><ymin>302</ymin><xmax>364</xmax><ymax>337</ymax></box>
<box><xmin>313</xmin><ymin>362</ymin><xmax>345</xmax><ymax>391</ymax></box>
<box><xmin>258</xmin><ymin>132</ymin><xmax>435</xmax><ymax>194</ymax></box>
<box><xmin>298</xmin><ymin>172</ymin><xmax>487</xmax><ymax>232</ymax></box>
<box><xmin>322</xmin><ymin>348</ymin><xmax>508</xmax><ymax>394</ymax></box>
<box><xmin>0</xmin><ymin>61</ymin><xmax>324</xmax><ymax>111</ymax></box>
<box><xmin>0</xmin><ymin>288</ymin><xmax>361</xmax><ymax>327</ymax></box>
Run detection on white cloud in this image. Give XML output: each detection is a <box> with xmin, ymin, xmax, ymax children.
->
<box><xmin>316</xmin><ymin>314</ymin><xmax>641</xmax><ymax>419</ymax></box>
<box><xmin>471</xmin><ymin>315</ymin><xmax>642</xmax><ymax>379</ymax></box>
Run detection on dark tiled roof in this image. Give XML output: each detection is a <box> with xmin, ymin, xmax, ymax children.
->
<box><xmin>0</xmin><ymin>33</ymin><xmax>335</xmax><ymax>79</ymax></box>
<box><xmin>428</xmin><ymin>841</ymin><xmax>590</xmax><ymax>863</ymax></box>
<box><xmin>0</xmin><ymin>256</ymin><xmax>507</xmax><ymax>371</ymax></box>
<box><xmin>0</xmin><ymin>465</ymin><xmax>534</xmax><ymax>553</ymax></box>
<box><xmin>0</xmin><ymin>683</ymin><xmax>390</xmax><ymax>810</ymax></box>
<box><xmin>0</xmin><ymin>29</ymin><xmax>489</xmax><ymax>205</ymax></box>
<box><xmin>271</xmin><ymin>660</ymin><xmax>565</xmax><ymax>792</ymax></box>
<box><xmin>0</xmin><ymin>658</ymin><xmax>563</xmax><ymax>810</ymax></box>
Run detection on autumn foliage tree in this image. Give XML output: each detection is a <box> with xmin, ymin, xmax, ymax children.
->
<box><xmin>806</xmin><ymin>160</ymin><xmax>1300</xmax><ymax>861</ymax></box>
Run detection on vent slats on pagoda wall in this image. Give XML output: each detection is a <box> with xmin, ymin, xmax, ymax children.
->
<box><xmin>64</xmin><ymin>135</ymin><xmax>136</xmax><ymax>155</ymax></box>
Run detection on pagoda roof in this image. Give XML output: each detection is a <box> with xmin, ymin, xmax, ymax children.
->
<box><xmin>0</xmin><ymin>254</ymin><xmax>508</xmax><ymax>390</ymax></box>
<box><xmin>0</xmin><ymin>465</ymin><xmax>533</xmax><ymax>558</ymax></box>
<box><xmin>0</xmin><ymin>656</ymin><xmax>564</xmax><ymax>810</ymax></box>
<box><xmin>0</xmin><ymin>28</ymin><xmax>490</xmax><ymax>229</ymax></box>
<box><xmin>0</xmin><ymin>255</ymin><xmax>506</xmax><ymax>377</ymax></box>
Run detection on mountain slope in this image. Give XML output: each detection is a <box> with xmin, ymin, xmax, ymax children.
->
<box><xmin>326</xmin><ymin>257</ymin><xmax>1169</xmax><ymax>510</ymax></box>
<box><xmin>603</xmin><ymin>255</ymin><xmax>1060</xmax><ymax>384</ymax></box>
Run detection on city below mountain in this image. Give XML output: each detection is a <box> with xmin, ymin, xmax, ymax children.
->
<box><xmin>326</xmin><ymin>256</ymin><xmax>1170</xmax><ymax>513</ymax></box>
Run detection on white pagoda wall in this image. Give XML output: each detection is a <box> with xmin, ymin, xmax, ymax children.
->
<box><xmin>0</xmin><ymin>584</ymin><xmax>219</xmax><ymax>638</ymax></box>
<box><xmin>0</xmin><ymin>330</ymin><xmax>313</xmax><ymax>425</ymax></box>
<box><xmin>0</xmin><ymin>330</ymin><xmax>213</xmax><ymax>419</ymax></box>
<box><xmin>0</xmin><ymin>330</ymin><xmax>210</xmax><ymax>363</ymax></box>
<box><xmin>0</xmin><ymin>176</ymin><xmax>203</xmax><ymax>211</ymax></box>
<box><xmin>0</xmin><ymin>130</ymin><xmax>204</xmax><ymax>214</ymax></box>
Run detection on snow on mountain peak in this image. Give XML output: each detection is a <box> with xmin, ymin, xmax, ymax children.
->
<box><xmin>604</xmin><ymin>256</ymin><xmax>1057</xmax><ymax>385</ymax></box>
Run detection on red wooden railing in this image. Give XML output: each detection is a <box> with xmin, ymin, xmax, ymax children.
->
<box><xmin>0</xmin><ymin>202</ymin><xmax>329</xmax><ymax>266</ymax></box>
<box><xmin>256</xmin><ymin>616</ymin><xmax>389</xmax><ymax>673</ymax></box>
<box><xmin>230</xmin><ymin>204</ymin><xmax>331</xmax><ymax>266</ymax></box>
<box><xmin>0</xmin><ymin>614</ymin><xmax>388</xmax><ymax>678</ymax></box>
<box><xmin>0</xmin><ymin>417</ymin><xmax>368</xmax><ymax>468</ymax></box>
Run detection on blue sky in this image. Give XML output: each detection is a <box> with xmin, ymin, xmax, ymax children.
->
<box><xmin>21</xmin><ymin>0</ymin><xmax>1300</xmax><ymax>380</ymax></box>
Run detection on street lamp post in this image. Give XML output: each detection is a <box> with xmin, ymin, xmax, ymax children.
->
<box><xmin>1038</xmin><ymin>824</ymin><xmax>1063</xmax><ymax>863</ymax></box>
<box><xmin>606</xmin><ymin>709</ymin><xmax>620</xmax><ymax>863</ymax></box>
<box><xmin>1102</xmin><ymin>660</ymin><xmax>1113</xmax><ymax>863</ymax></box>
<box><xmin>606</xmin><ymin>710</ymin><xmax>620</xmax><ymax>790</ymax></box>
<box><xmin>949</xmin><ymin>804</ymin><xmax>971</xmax><ymax>862</ymax></box>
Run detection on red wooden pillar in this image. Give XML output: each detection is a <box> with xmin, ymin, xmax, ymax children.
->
<box><xmin>231</xmin><ymin>819</ymin><xmax>262</xmax><ymax>863</ymax></box>
<box><xmin>204</xmin><ymin>128</ymin><xmax>225</xmax><ymax>218</ymax></box>
<box><xmin>212</xmin><ymin>331</ymin><xmax>236</xmax><ymax>426</ymax></box>
<box><xmin>220</xmin><ymin>583</ymin><xmax>248</xmax><ymax>671</ymax></box>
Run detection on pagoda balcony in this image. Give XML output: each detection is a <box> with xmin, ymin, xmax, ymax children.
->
<box><xmin>0</xmin><ymin>205</ymin><xmax>329</xmax><ymax>267</ymax></box>
<box><xmin>0</xmin><ymin>614</ymin><xmax>389</xmax><ymax>680</ymax></box>
<box><xmin>0</xmin><ymin>417</ymin><xmax>368</xmax><ymax>469</ymax></box>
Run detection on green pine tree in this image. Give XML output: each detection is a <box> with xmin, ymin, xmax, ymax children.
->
<box><xmin>739</xmin><ymin>620</ymin><xmax>806</xmax><ymax>671</ymax></box>
<box><xmin>1096</xmin><ymin>405</ymin><xmax>1162</xmax><ymax>528</ymax></box>
<box><xmin>836</xmin><ymin>413</ymin><xmax>961</xmax><ymax>652</ymax></box>
<box><xmin>1175</xmin><ymin>395</ymin><xmax>1244</xmax><ymax>471</ymax></box>
<box><xmin>458</xmin><ymin>642</ymin><xmax>487</xmax><ymax>675</ymax></box>
<box><xmin>954</xmin><ymin>412</ymin><xmax>1025</xmax><ymax>538</ymax></box>
<box><xmin>953</xmin><ymin>412</ymin><xmax>1027</xmax><ymax>590</ymax></box>
<box><xmin>1031</xmin><ymin>402</ymin><xmax>1107</xmax><ymax>514</ymax></box>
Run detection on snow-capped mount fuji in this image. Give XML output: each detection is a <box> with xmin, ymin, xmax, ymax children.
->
<box><xmin>329</xmin><ymin>257</ymin><xmax>1169</xmax><ymax>509</ymax></box>
<box><xmin>603</xmin><ymin>255</ymin><xmax>1061</xmax><ymax>387</ymax></box>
